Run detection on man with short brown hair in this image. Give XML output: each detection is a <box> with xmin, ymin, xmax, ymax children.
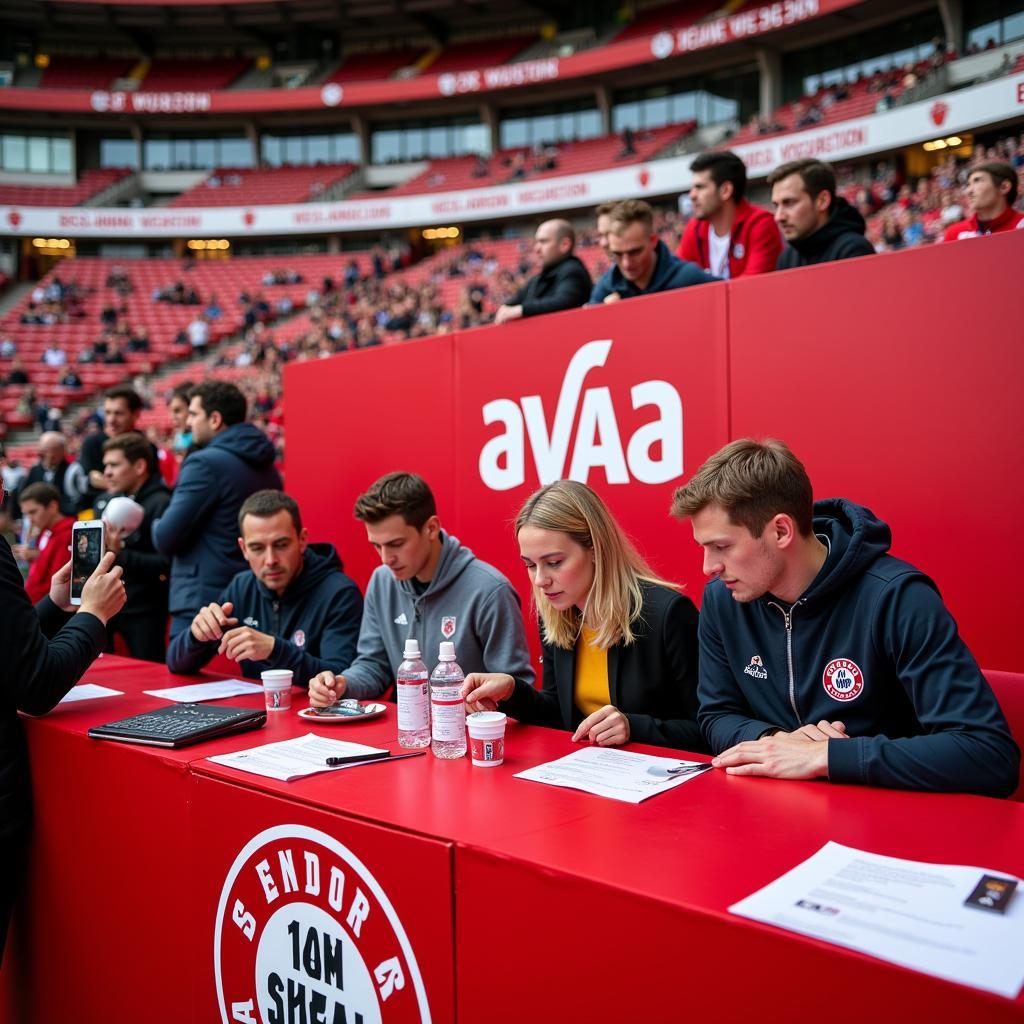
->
<box><xmin>671</xmin><ymin>438</ymin><xmax>1019</xmax><ymax>797</ymax></box>
<box><xmin>13</xmin><ymin>482</ymin><xmax>74</xmax><ymax>604</ymax></box>
<box><xmin>943</xmin><ymin>160</ymin><xmax>1024</xmax><ymax>241</ymax></box>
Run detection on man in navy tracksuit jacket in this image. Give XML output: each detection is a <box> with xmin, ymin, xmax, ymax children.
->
<box><xmin>167</xmin><ymin>492</ymin><xmax>362</xmax><ymax>682</ymax></box>
<box><xmin>673</xmin><ymin>440</ymin><xmax>1019</xmax><ymax>797</ymax></box>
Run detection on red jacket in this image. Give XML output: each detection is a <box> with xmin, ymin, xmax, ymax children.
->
<box><xmin>24</xmin><ymin>515</ymin><xmax>74</xmax><ymax>604</ymax></box>
<box><xmin>677</xmin><ymin>199</ymin><xmax>782</xmax><ymax>278</ymax></box>
<box><xmin>943</xmin><ymin>205</ymin><xmax>1024</xmax><ymax>242</ymax></box>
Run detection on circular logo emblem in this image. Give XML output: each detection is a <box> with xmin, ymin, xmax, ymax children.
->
<box><xmin>214</xmin><ymin>825</ymin><xmax>430</xmax><ymax>1023</ymax></box>
<box><xmin>732</xmin><ymin>242</ymin><xmax>745</xmax><ymax>260</ymax></box>
<box><xmin>437</xmin><ymin>73</ymin><xmax>457</xmax><ymax>97</ymax></box>
<box><xmin>822</xmin><ymin>658</ymin><xmax>864</xmax><ymax>702</ymax></box>
<box><xmin>90</xmin><ymin>90</ymin><xmax>111</xmax><ymax>112</ymax></box>
<box><xmin>320</xmin><ymin>83</ymin><xmax>344</xmax><ymax>107</ymax></box>
<box><xmin>292</xmin><ymin>629</ymin><xmax>306</xmax><ymax>648</ymax></box>
<box><xmin>651</xmin><ymin>32</ymin><xmax>674</xmax><ymax>60</ymax></box>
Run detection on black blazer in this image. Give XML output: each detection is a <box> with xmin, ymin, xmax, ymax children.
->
<box><xmin>502</xmin><ymin>581</ymin><xmax>707</xmax><ymax>753</ymax></box>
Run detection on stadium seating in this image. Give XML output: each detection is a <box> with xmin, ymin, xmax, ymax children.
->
<box><xmin>325</xmin><ymin>50</ymin><xmax>424</xmax><ymax>84</ymax></box>
<box><xmin>140</xmin><ymin>58</ymin><xmax>250</xmax><ymax>92</ymax></box>
<box><xmin>425</xmin><ymin>36</ymin><xmax>536</xmax><ymax>74</ymax></box>
<box><xmin>169</xmin><ymin>164</ymin><xmax>357</xmax><ymax>207</ymax></box>
<box><xmin>38</xmin><ymin>56</ymin><xmax>135</xmax><ymax>90</ymax></box>
<box><xmin>613</xmin><ymin>1</ymin><xmax>720</xmax><ymax>43</ymax></box>
<box><xmin>0</xmin><ymin>169</ymin><xmax>131</xmax><ymax>208</ymax></box>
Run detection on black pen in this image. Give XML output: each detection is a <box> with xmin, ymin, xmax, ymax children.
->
<box><xmin>325</xmin><ymin>750</ymin><xmax>427</xmax><ymax>767</ymax></box>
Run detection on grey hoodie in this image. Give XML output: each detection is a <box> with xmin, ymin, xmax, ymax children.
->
<box><xmin>342</xmin><ymin>532</ymin><xmax>534</xmax><ymax>699</ymax></box>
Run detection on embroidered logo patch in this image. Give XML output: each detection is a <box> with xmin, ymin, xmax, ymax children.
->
<box><xmin>732</xmin><ymin>242</ymin><xmax>746</xmax><ymax>260</ymax></box>
<box><xmin>441</xmin><ymin>616</ymin><xmax>456</xmax><ymax>639</ymax></box>
<box><xmin>292</xmin><ymin>629</ymin><xmax>306</xmax><ymax>648</ymax></box>
<box><xmin>823</xmin><ymin>658</ymin><xmax>864</xmax><ymax>702</ymax></box>
<box><xmin>743</xmin><ymin>655</ymin><xmax>767</xmax><ymax>680</ymax></box>
<box><xmin>394</xmin><ymin>613</ymin><xmax>408</xmax><ymax>626</ymax></box>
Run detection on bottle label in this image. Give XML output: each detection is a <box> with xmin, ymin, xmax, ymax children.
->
<box><xmin>397</xmin><ymin>681</ymin><xmax>429</xmax><ymax>731</ymax></box>
<box><xmin>431</xmin><ymin>685</ymin><xmax>466</xmax><ymax>741</ymax></box>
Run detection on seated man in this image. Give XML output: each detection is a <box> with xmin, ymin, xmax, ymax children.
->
<box><xmin>671</xmin><ymin>438</ymin><xmax>1019</xmax><ymax>797</ymax></box>
<box><xmin>589</xmin><ymin>199</ymin><xmax>717</xmax><ymax>304</ymax></box>
<box><xmin>943</xmin><ymin>160</ymin><xmax>1024</xmax><ymax>241</ymax></box>
<box><xmin>13</xmin><ymin>483</ymin><xmax>74</xmax><ymax>604</ymax></box>
<box><xmin>309</xmin><ymin>472</ymin><xmax>533</xmax><ymax>704</ymax></box>
<box><xmin>167</xmin><ymin>490</ymin><xmax>362</xmax><ymax>681</ymax></box>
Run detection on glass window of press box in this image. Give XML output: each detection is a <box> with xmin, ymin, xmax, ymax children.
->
<box><xmin>142</xmin><ymin>135</ymin><xmax>254</xmax><ymax>171</ymax></box>
<box><xmin>1</xmin><ymin>133</ymin><xmax>73</xmax><ymax>174</ymax></box>
<box><xmin>370</xmin><ymin>118</ymin><xmax>489</xmax><ymax>164</ymax></box>
<box><xmin>786</xmin><ymin>11</ymin><xmax>944</xmax><ymax>97</ymax></box>
<box><xmin>611</xmin><ymin>74</ymin><xmax>754</xmax><ymax>133</ymax></box>
<box><xmin>965</xmin><ymin>0</ymin><xmax>1024</xmax><ymax>49</ymax></box>
<box><xmin>499</xmin><ymin>100</ymin><xmax>603</xmax><ymax>149</ymax></box>
<box><xmin>261</xmin><ymin>131</ymin><xmax>360</xmax><ymax>167</ymax></box>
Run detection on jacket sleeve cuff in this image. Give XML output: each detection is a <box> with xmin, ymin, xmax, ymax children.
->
<box><xmin>826</xmin><ymin>737</ymin><xmax>865</xmax><ymax>785</ymax></box>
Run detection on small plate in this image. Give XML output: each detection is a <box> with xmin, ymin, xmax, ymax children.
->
<box><xmin>298</xmin><ymin>702</ymin><xmax>387</xmax><ymax>723</ymax></box>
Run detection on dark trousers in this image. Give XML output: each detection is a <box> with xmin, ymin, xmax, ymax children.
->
<box><xmin>107</xmin><ymin>613</ymin><xmax>168</xmax><ymax>663</ymax></box>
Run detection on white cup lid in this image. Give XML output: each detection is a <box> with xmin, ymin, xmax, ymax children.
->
<box><xmin>467</xmin><ymin>711</ymin><xmax>506</xmax><ymax>725</ymax></box>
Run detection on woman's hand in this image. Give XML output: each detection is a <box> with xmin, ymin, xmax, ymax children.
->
<box><xmin>460</xmin><ymin>672</ymin><xmax>515</xmax><ymax>713</ymax></box>
<box><xmin>572</xmin><ymin>705</ymin><xmax>630</xmax><ymax>747</ymax></box>
<box><xmin>309</xmin><ymin>671</ymin><xmax>346</xmax><ymax>707</ymax></box>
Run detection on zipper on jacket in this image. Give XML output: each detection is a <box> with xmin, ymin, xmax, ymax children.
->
<box><xmin>272</xmin><ymin>600</ymin><xmax>280</xmax><ymax>636</ymax></box>
<box><xmin>767</xmin><ymin>600</ymin><xmax>801</xmax><ymax>727</ymax></box>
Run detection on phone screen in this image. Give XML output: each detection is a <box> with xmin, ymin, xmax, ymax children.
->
<box><xmin>71</xmin><ymin>524</ymin><xmax>104</xmax><ymax>604</ymax></box>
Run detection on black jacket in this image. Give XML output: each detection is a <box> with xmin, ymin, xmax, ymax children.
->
<box><xmin>776</xmin><ymin>197</ymin><xmax>875</xmax><ymax>269</ymax></box>
<box><xmin>0</xmin><ymin>536</ymin><xmax>105</xmax><ymax>836</ymax></box>
<box><xmin>698</xmin><ymin>499</ymin><xmax>1020</xmax><ymax>797</ymax></box>
<box><xmin>511</xmin><ymin>255</ymin><xmax>592</xmax><ymax>318</ymax></box>
<box><xmin>23</xmin><ymin>460</ymin><xmax>77</xmax><ymax>518</ymax></box>
<box><xmin>110</xmin><ymin>473</ymin><xmax>172</xmax><ymax>620</ymax></box>
<box><xmin>166</xmin><ymin>543</ymin><xmax>362</xmax><ymax>682</ymax></box>
<box><xmin>501</xmin><ymin>582</ymin><xmax>707</xmax><ymax>752</ymax></box>
<box><xmin>152</xmin><ymin>423</ymin><xmax>282</xmax><ymax>617</ymax></box>
<box><xmin>78</xmin><ymin>432</ymin><xmax>161</xmax><ymax>512</ymax></box>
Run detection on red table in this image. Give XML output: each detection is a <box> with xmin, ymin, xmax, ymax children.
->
<box><xmin>2</xmin><ymin>656</ymin><xmax>1023</xmax><ymax>1023</ymax></box>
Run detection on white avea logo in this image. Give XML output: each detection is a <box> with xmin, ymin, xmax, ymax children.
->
<box><xmin>478</xmin><ymin>340</ymin><xmax>682</xmax><ymax>491</ymax></box>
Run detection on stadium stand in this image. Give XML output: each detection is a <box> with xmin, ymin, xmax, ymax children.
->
<box><xmin>139</xmin><ymin>57</ymin><xmax>250</xmax><ymax>92</ymax></box>
<box><xmin>424</xmin><ymin>36</ymin><xmax>537</xmax><ymax>73</ymax></box>
<box><xmin>168</xmin><ymin>164</ymin><xmax>358</xmax><ymax>206</ymax></box>
<box><xmin>0</xmin><ymin>169</ymin><xmax>131</xmax><ymax>208</ymax></box>
<box><xmin>38</xmin><ymin>56</ymin><xmax>135</xmax><ymax>89</ymax></box>
<box><xmin>612</xmin><ymin>0</ymin><xmax>720</xmax><ymax>42</ymax></box>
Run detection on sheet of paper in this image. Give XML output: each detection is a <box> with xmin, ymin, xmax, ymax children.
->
<box><xmin>59</xmin><ymin>683</ymin><xmax>124</xmax><ymax>704</ymax></box>
<box><xmin>513</xmin><ymin>746</ymin><xmax>711</xmax><ymax>803</ymax></box>
<box><xmin>730</xmin><ymin>841</ymin><xmax>1024</xmax><ymax>998</ymax></box>
<box><xmin>207</xmin><ymin>733</ymin><xmax>390</xmax><ymax>782</ymax></box>
<box><xmin>143</xmin><ymin>679</ymin><xmax>264</xmax><ymax>703</ymax></box>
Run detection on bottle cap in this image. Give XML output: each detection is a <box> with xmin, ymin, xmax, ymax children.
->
<box><xmin>403</xmin><ymin>638</ymin><xmax>421</xmax><ymax>659</ymax></box>
<box><xmin>438</xmin><ymin>641</ymin><xmax>456</xmax><ymax>661</ymax></box>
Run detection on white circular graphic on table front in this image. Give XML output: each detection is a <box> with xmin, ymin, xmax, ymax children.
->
<box><xmin>214</xmin><ymin>824</ymin><xmax>430</xmax><ymax>1023</ymax></box>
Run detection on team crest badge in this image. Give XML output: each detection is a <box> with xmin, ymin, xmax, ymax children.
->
<box><xmin>292</xmin><ymin>629</ymin><xmax>306</xmax><ymax>648</ymax></box>
<box><xmin>214</xmin><ymin>824</ymin><xmax>430</xmax><ymax>1023</ymax></box>
<box><xmin>823</xmin><ymin>658</ymin><xmax>864</xmax><ymax>702</ymax></box>
<box><xmin>743</xmin><ymin>655</ymin><xmax>767</xmax><ymax>680</ymax></box>
<box><xmin>441</xmin><ymin>616</ymin><xmax>456</xmax><ymax>639</ymax></box>
<box><xmin>732</xmin><ymin>242</ymin><xmax>745</xmax><ymax>260</ymax></box>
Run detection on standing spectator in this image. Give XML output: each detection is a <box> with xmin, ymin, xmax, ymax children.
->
<box><xmin>494</xmin><ymin>220</ymin><xmax>592</xmax><ymax>324</ymax></box>
<box><xmin>22</xmin><ymin>432</ymin><xmax>82</xmax><ymax>517</ymax></box>
<box><xmin>769</xmin><ymin>159</ymin><xmax>875</xmax><ymax>269</ymax></box>
<box><xmin>943</xmin><ymin>161</ymin><xmax>1024</xmax><ymax>241</ymax></box>
<box><xmin>41</xmin><ymin>344</ymin><xmax>66</xmax><ymax>367</ymax></box>
<box><xmin>168</xmin><ymin>381</ymin><xmax>194</xmax><ymax>460</ymax></box>
<box><xmin>187</xmin><ymin>313</ymin><xmax>210</xmax><ymax>356</ymax></box>
<box><xmin>153</xmin><ymin>381</ymin><xmax>282</xmax><ymax>637</ymax></box>
<box><xmin>678</xmin><ymin>151</ymin><xmax>782</xmax><ymax>279</ymax></box>
<box><xmin>100</xmin><ymin>432</ymin><xmax>172</xmax><ymax>662</ymax></box>
<box><xmin>589</xmin><ymin>199</ymin><xmax>718</xmax><ymax>304</ymax></box>
<box><xmin>12</xmin><ymin>483</ymin><xmax>75</xmax><ymax>604</ymax></box>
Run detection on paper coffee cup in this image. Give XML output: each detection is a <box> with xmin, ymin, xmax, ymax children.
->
<box><xmin>467</xmin><ymin>711</ymin><xmax>507</xmax><ymax>767</ymax></box>
<box><xmin>261</xmin><ymin>669</ymin><xmax>293</xmax><ymax>712</ymax></box>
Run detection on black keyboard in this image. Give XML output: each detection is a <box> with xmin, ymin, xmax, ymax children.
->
<box><xmin>88</xmin><ymin>703</ymin><xmax>266</xmax><ymax>748</ymax></box>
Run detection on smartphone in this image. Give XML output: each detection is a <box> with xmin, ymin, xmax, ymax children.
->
<box><xmin>70</xmin><ymin>520</ymin><xmax>105</xmax><ymax>607</ymax></box>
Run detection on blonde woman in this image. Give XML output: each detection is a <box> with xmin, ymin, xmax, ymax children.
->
<box><xmin>461</xmin><ymin>480</ymin><xmax>706</xmax><ymax>752</ymax></box>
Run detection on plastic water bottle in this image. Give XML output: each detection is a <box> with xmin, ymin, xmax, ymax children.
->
<box><xmin>396</xmin><ymin>639</ymin><xmax>430</xmax><ymax>749</ymax></box>
<box><xmin>430</xmin><ymin>641</ymin><xmax>466</xmax><ymax>759</ymax></box>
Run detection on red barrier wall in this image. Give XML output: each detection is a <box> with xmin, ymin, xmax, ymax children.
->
<box><xmin>285</xmin><ymin>230</ymin><xmax>1023</xmax><ymax>671</ymax></box>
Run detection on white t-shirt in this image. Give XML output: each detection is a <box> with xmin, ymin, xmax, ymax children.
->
<box><xmin>708</xmin><ymin>227</ymin><xmax>731</xmax><ymax>280</ymax></box>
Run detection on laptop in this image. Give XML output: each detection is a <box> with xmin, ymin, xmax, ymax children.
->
<box><xmin>88</xmin><ymin>703</ymin><xmax>267</xmax><ymax>749</ymax></box>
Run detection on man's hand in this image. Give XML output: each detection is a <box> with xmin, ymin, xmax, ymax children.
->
<box><xmin>218</xmin><ymin>626</ymin><xmax>275</xmax><ymax>664</ymax></box>
<box><xmin>602</xmin><ymin>292</ymin><xmax>622</xmax><ymax>304</ymax></box>
<box><xmin>48</xmin><ymin>559</ymin><xmax>75</xmax><ymax>611</ymax></box>
<box><xmin>791</xmin><ymin>720</ymin><xmax>848</xmax><ymax>742</ymax></box>
<box><xmin>309</xmin><ymin>671</ymin><xmax>347</xmax><ymax>707</ymax></box>
<box><xmin>88</xmin><ymin>469</ymin><xmax>108</xmax><ymax>490</ymax></box>
<box><xmin>572</xmin><ymin>705</ymin><xmax>630</xmax><ymax>746</ymax></box>
<box><xmin>12</xmin><ymin>544</ymin><xmax>39</xmax><ymax>563</ymax></box>
<box><xmin>711</xmin><ymin>732</ymin><xmax>833</xmax><ymax>780</ymax></box>
<box><xmin>190</xmin><ymin>600</ymin><xmax>238</xmax><ymax>643</ymax></box>
<box><xmin>460</xmin><ymin>672</ymin><xmax>515</xmax><ymax>712</ymax></box>
<box><xmin>104</xmin><ymin>525</ymin><xmax>124</xmax><ymax>557</ymax></box>
<box><xmin>78</xmin><ymin>551</ymin><xmax>126</xmax><ymax>625</ymax></box>
<box><xmin>494</xmin><ymin>304</ymin><xmax>524</xmax><ymax>325</ymax></box>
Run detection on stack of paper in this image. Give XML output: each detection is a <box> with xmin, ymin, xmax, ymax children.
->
<box><xmin>208</xmin><ymin>733</ymin><xmax>390</xmax><ymax>782</ymax></box>
<box><xmin>143</xmin><ymin>679</ymin><xmax>264</xmax><ymax>702</ymax></box>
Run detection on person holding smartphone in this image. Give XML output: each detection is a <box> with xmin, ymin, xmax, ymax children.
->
<box><xmin>0</xmin><ymin>479</ymin><xmax>126</xmax><ymax>961</ymax></box>
<box><xmin>461</xmin><ymin>480</ymin><xmax>706</xmax><ymax>752</ymax></box>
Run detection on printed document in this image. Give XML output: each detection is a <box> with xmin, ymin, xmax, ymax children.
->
<box><xmin>59</xmin><ymin>683</ymin><xmax>124</xmax><ymax>703</ymax></box>
<box><xmin>514</xmin><ymin>746</ymin><xmax>711</xmax><ymax>803</ymax></box>
<box><xmin>730</xmin><ymin>841</ymin><xmax>1024</xmax><ymax>998</ymax></box>
<box><xmin>144</xmin><ymin>679</ymin><xmax>264</xmax><ymax>702</ymax></box>
<box><xmin>208</xmin><ymin>733</ymin><xmax>389</xmax><ymax>782</ymax></box>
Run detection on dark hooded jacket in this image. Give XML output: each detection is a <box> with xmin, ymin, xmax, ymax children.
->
<box><xmin>589</xmin><ymin>240</ymin><xmax>718</xmax><ymax>303</ymax></box>
<box><xmin>152</xmin><ymin>423</ymin><xmax>282</xmax><ymax>617</ymax></box>
<box><xmin>510</xmin><ymin>254</ymin><xmax>592</xmax><ymax>317</ymax></box>
<box><xmin>697</xmin><ymin>499</ymin><xmax>1020</xmax><ymax>797</ymax></box>
<box><xmin>166</xmin><ymin>543</ymin><xmax>362</xmax><ymax>682</ymax></box>
<box><xmin>776</xmin><ymin>196</ymin><xmax>875</xmax><ymax>269</ymax></box>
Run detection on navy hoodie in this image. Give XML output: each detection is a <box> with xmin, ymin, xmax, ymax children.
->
<box><xmin>153</xmin><ymin>422</ymin><xmax>282</xmax><ymax>617</ymax></box>
<box><xmin>697</xmin><ymin>499</ymin><xmax>1020</xmax><ymax>797</ymax></box>
<box><xmin>589</xmin><ymin>239</ymin><xmax>718</xmax><ymax>303</ymax></box>
<box><xmin>166</xmin><ymin>543</ymin><xmax>362</xmax><ymax>682</ymax></box>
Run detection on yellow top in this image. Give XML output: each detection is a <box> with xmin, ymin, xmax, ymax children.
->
<box><xmin>574</xmin><ymin>625</ymin><xmax>611</xmax><ymax>717</ymax></box>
